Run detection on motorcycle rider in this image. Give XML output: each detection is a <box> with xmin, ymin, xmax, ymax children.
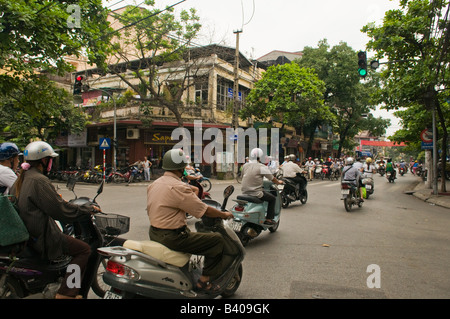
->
<box><xmin>386</xmin><ymin>158</ymin><xmax>396</xmax><ymax>180</ymax></box>
<box><xmin>147</xmin><ymin>149</ymin><xmax>233</xmax><ymax>293</ymax></box>
<box><xmin>10</xmin><ymin>141</ymin><xmax>101</xmax><ymax>299</ymax></box>
<box><xmin>363</xmin><ymin>157</ymin><xmax>376</xmax><ymax>177</ymax></box>
<box><xmin>282</xmin><ymin>154</ymin><xmax>306</xmax><ymax>200</ymax></box>
<box><xmin>0</xmin><ymin>142</ymin><xmax>21</xmax><ymax>195</ymax></box>
<box><xmin>341</xmin><ymin>157</ymin><xmax>364</xmax><ymax>202</ymax></box>
<box><xmin>241</xmin><ymin>148</ymin><xmax>283</xmax><ymax>225</ymax></box>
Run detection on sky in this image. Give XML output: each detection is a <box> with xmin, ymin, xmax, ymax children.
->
<box><xmin>105</xmin><ymin>0</ymin><xmax>403</xmax><ymax>137</ymax></box>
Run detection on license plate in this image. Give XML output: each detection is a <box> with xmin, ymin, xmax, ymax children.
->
<box><xmin>341</xmin><ymin>189</ymin><xmax>350</xmax><ymax>195</ymax></box>
<box><xmin>104</xmin><ymin>290</ymin><xmax>122</xmax><ymax>299</ymax></box>
<box><xmin>366</xmin><ymin>185</ymin><xmax>372</xmax><ymax>190</ymax></box>
<box><xmin>229</xmin><ymin>220</ymin><xmax>243</xmax><ymax>232</ymax></box>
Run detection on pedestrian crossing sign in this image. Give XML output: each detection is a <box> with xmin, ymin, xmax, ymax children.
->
<box><xmin>99</xmin><ymin>137</ymin><xmax>111</xmax><ymax>150</ymax></box>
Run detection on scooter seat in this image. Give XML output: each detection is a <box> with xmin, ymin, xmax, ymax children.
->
<box><xmin>123</xmin><ymin>240</ymin><xmax>190</xmax><ymax>267</ymax></box>
<box><xmin>236</xmin><ymin>195</ymin><xmax>263</xmax><ymax>204</ymax></box>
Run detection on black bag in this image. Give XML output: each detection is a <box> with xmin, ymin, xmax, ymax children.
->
<box><xmin>0</xmin><ymin>195</ymin><xmax>29</xmax><ymax>247</ymax></box>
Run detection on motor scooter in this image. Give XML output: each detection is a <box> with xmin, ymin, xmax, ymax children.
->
<box><xmin>314</xmin><ymin>164</ymin><xmax>323</xmax><ymax>179</ymax></box>
<box><xmin>0</xmin><ymin>179</ymin><xmax>127</xmax><ymax>299</ymax></box>
<box><xmin>340</xmin><ymin>180</ymin><xmax>363</xmax><ymax>212</ymax></box>
<box><xmin>98</xmin><ymin>185</ymin><xmax>245</xmax><ymax>299</ymax></box>
<box><xmin>361</xmin><ymin>173</ymin><xmax>374</xmax><ymax>199</ymax></box>
<box><xmin>386</xmin><ymin>170</ymin><xmax>396</xmax><ymax>183</ymax></box>
<box><xmin>229</xmin><ymin>179</ymin><xmax>282</xmax><ymax>246</ymax></box>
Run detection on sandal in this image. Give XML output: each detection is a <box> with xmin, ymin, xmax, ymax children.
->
<box><xmin>264</xmin><ymin>219</ymin><xmax>276</xmax><ymax>225</ymax></box>
<box><xmin>196</xmin><ymin>279</ymin><xmax>220</xmax><ymax>294</ymax></box>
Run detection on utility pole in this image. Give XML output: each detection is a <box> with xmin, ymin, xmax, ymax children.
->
<box><xmin>233</xmin><ymin>29</ymin><xmax>242</xmax><ymax>176</ymax></box>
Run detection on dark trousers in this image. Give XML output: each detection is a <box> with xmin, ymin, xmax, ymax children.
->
<box><xmin>260</xmin><ymin>191</ymin><xmax>276</xmax><ymax>220</ymax></box>
<box><xmin>149</xmin><ymin>226</ymin><xmax>225</xmax><ymax>278</ymax></box>
<box><xmin>57</xmin><ymin>235</ymin><xmax>91</xmax><ymax>297</ymax></box>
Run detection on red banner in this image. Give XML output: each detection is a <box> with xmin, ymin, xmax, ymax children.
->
<box><xmin>360</xmin><ymin>140</ymin><xmax>406</xmax><ymax>147</ymax></box>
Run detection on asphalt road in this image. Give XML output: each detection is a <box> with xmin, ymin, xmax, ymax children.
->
<box><xmin>56</xmin><ymin>172</ymin><xmax>450</xmax><ymax>299</ymax></box>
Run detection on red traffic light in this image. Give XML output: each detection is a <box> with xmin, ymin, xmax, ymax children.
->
<box><xmin>76</xmin><ymin>75</ymin><xmax>84</xmax><ymax>82</ymax></box>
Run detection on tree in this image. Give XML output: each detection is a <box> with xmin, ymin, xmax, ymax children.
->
<box><xmin>297</xmin><ymin>40</ymin><xmax>390</xmax><ymax>156</ymax></box>
<box><xmin>0</xmin><ymin>76</ymin><xmax>87</xmax><ymax>147</ymax></box>
<box><xmin>240</xmin><ymin>62</ymin><xmax>329</xmax><ymax>155</ymax></box>
<box><xmin>0</xmin><ymin>0</ymin><xmax>112</xmax><ymax>144</ymax></box>
<box><xmin>0</xmin><ymin>0</ymin><xmax>112</xmax><ymax>81</ymax></box>
<box><xmin>362</xmin><ymin>0</ymin><xmax>450</xmax><ymax>191</ymax></box>
<box><xmin>105</xmin><ymin>0</ymin><xmax>202</xmax><ymax>127</ymax></box>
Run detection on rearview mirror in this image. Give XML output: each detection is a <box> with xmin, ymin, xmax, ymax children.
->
<box><xmin>223</xmin><ymin>185</ymin><xmax>234</xmax><ymax>199</ymax></box>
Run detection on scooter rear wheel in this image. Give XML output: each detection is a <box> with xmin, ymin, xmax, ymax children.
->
<box><xmin>269</xmin><ymin>219</ymin><xmax>280</xmax><ymax>233</ymax></box>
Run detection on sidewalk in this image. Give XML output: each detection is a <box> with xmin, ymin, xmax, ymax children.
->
<box><xmin>410</xmin><ymin>178</ymin><xmax>450</xmax><ymax>209</ymax></box>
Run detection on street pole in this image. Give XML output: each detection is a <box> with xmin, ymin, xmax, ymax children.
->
<box><xmin>432</xmin><ymin>106</ymin><xmax>438</xmax><ymax>195</ymax></box>
<box><xmin>233</xmin><ymin>29</ymin><xmax>242</xmax><ymax>177</ymax></box>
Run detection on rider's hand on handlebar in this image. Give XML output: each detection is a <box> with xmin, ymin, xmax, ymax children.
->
<box><xmin>91</xmin><ymin>205</ymin><xmax>102</xmax><ymax>214</ymax></box>
<box><xmin>222</xmin><ymin>211</ymin><xmax>234</xmax><ymax>219</ymax></box>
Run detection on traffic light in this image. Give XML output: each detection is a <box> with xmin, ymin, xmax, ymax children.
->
<box><xmin>357</xmin><ymin>51</ymin><xmax>367</xmax><ymax>78</ymax></box>
<box><xmin>73</xmin><ymin>75</ymin><xmax>83</xmax><ymax>95</ymax></box>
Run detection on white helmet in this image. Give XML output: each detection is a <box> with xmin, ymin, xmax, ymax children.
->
<box><xmin>345</xmin><ymin>157</ymin><xmax>354</xmax><ymax>165</ymax></box>
<box><xmin>23</xmin><ymin>141</ymin><xmax>58</xmax><ymax>161</ymax></box>
<box><xmin>250</xmin><ymin>148</ymin><xmax>264</xmax><ymax>160</ymax></box>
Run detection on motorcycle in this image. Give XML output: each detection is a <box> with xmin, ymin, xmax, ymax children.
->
<box><xmin>340</xmin><ymin>181</ymin><xmax>363</xmax><ymax>212</ymax></box>
<box><xmin>321</xmin><ymin>165</ymin><xmax>331</xmax><ymax>180</ymax></box>
<box><xmin>229</xmin><ymin>179</ymin><xmax>282</xmax><ymax>246</ymax></box>
<box><xmin>280</xmin><ymin>174</ymin><xmax>308</xmax><ymax>208</ymax></box>
<box><xmin>378</xmin><ymin>163</ymin><xmax>386</xmax><ymax>176</ymax></box>
<box><xmin>314</xmin><ymin>164</ymin><xmax>323</xmax><ymax>179</ymax></box>
<box><xmin>386</xmin><ymin>170</ymin><xmax>395</xmax><ymax>183</ymax></box>
<box><xmin>0</xmin><ymin>179</ymin><xmax>128</xmax><ymax>299</ymax></box>
<box><xmin>398</xmin><ymin>166</ymin><xmax>407</xmax><ymax>176</ymax></box>
<box><xmin>98</xmin><ymin>185</ymin><xmax>244</xmax><ymax>299</ymax></box>
<box><xmin>126</xmin><ymin>165</ymin><xmax>144</xmax><ymax>185</ymax></box>
<box><xmin>192</xmin><ymin>168</ymin><xmax>212</xmax><ymax>192</ymax></box>
<box><xmin>361</xmin><ymin>174</ymin><xmax>374</xmax><ymax>199</ymax></box>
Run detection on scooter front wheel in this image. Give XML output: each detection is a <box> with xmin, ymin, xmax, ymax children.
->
<box><xmin>221</xmin><ymin>264</ymin><xmax>243</xmax><ymax>298</ymax></box>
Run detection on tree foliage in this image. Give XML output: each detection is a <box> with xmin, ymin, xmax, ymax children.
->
<box><xmin>0</xmin><ymin>0</ymin><xmax>112</xmax><ymax>144</ymax></box>
<box><xmin>106</xmin><ymin>0</ymin><xmax>202</xmax><ymax>126</ymax></box>
<box><xmin>297</xmin><ymin>40</ymin><xmax>390</xmax><ymax>155</ymax></box>
<box><xmin>362</xmin><ymin>0</ymin><xmax>450</xmax><ymax>191</ymax></box>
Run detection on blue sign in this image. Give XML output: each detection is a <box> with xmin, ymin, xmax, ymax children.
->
<box><xmin>99</xmin><ymin>137</ymin><xmax>111</xmax><ymax>150</ymax></box>
<box><xmin>421</xmin><ymin>142</ymin><xmax>433</xmax><ymax>150</ymax></box>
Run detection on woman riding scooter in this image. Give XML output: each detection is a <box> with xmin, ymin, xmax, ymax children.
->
<box><xmin>10</xmin><ymin>141</ymin><xmax>102</xmax><ymax>299</ymax></box>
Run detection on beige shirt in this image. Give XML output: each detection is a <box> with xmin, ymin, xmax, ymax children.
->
<box><xmin>282</xmin><ymin>161</ymin><xmax>304</xmax><ymax>178</ymax></box>
<box><xmin>147</xmin><ymin>171</ymin><xmax>208</xmax><ymax>229</ymax></box>
<box><xmin>241</xmin><ymin>161</ymin><xmax>274</xmax><ymax>198</ymax></box>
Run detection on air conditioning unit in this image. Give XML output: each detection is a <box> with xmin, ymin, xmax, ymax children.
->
<box><xmin>127</xmin><ymin>128</ymin><xmax>140</xmax><ymax>139</ymax></box>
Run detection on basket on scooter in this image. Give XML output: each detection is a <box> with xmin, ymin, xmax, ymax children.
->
<box><xmin>95</xmin><ymin>214</ymin><xmax>130</xmax><ymax>236</ymax></box>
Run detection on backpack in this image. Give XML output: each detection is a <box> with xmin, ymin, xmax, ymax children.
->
<box><xmin>0</xmin><ymin>195</ymin><xmax>29</xmax><ymax>247</ymax></box>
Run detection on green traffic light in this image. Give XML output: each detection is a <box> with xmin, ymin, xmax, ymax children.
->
<box><xmin>358</xmin><ymin>68</ymin><xmax>367</xmax><ymax>77</ymax></box>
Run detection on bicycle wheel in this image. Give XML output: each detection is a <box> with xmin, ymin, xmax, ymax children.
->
<box><xmin>201</xmin><ymin>179</ymin><xmax>212</xmax><ymax>192</ymax></box>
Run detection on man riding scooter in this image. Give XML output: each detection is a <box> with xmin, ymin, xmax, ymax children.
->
<box><xmin>240</xmin><ymin>148</ymin><xmax>284</xmax><ymax>225</ymax></box>
<box><xmin>147</xmin><ymin>149</ymin><xmax>233</xmax><ymax>293</ymax></box>
<box><xmin>281</xmin><ymin>154</ymin><xmax>306</xmax><ymax>201</ymax></box>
